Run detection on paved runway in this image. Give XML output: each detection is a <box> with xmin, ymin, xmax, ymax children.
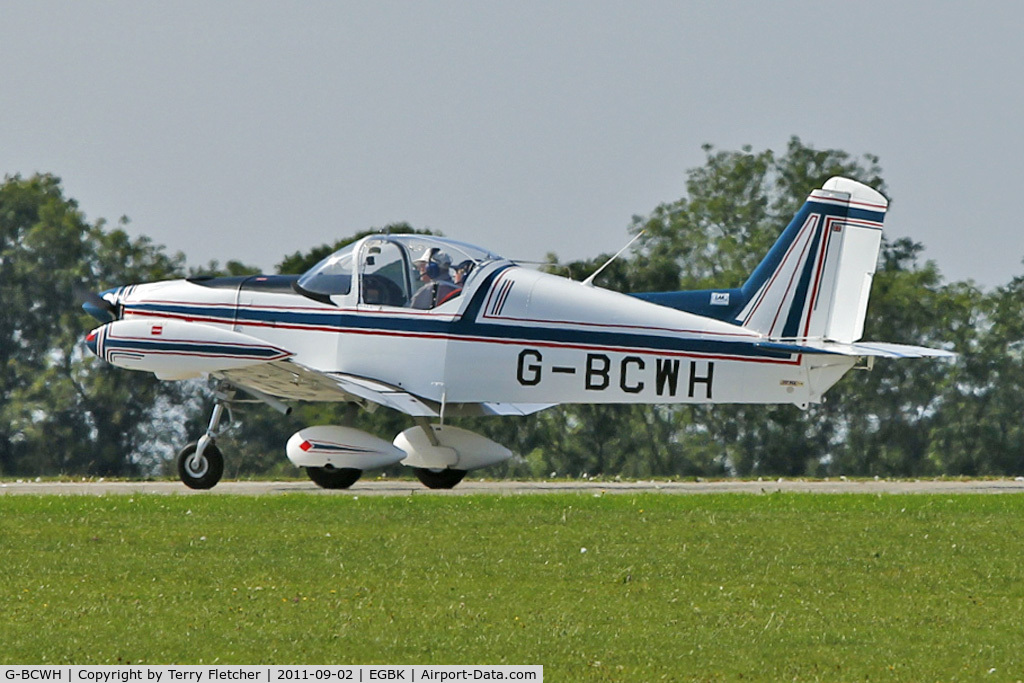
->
<box><xmin>3</xmin><ymin>478</ymin><xmax>1024</xmax><ymax>496</ymax></box>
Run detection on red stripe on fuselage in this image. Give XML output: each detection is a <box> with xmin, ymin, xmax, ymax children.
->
<box><xmin>122</xmin><ymin>308</ymin><xmax>800</xmax><ymax>366</ymax></box>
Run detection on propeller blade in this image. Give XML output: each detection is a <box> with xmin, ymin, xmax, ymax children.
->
<box><xmin>76</xmin><ymin>286</ymin><xmax>119</xmax><ymax>323</ymax></box>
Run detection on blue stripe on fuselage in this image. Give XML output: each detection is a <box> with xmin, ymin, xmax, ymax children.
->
<box><xmin>126</xmin><ymin>305</ymin><xmax>792</xmax><ymax>362</ymax></box>
<box><xmin>104</xmin><ymin>337</ymin><xmax>285</xmax><ymax>359</ymax></box>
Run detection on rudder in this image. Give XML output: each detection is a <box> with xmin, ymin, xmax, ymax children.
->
<box><xmin>736</xmin><ymin>177</ymin><xmax>886</xmax><ymax>343</ymax></box>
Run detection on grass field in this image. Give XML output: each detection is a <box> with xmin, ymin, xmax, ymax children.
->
<box><xmin>2</xmin><ymin>492</ymin><xmax>1023</xmax><ymax>680</ymax></box>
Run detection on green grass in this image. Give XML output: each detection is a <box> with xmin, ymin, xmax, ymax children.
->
<box><xmin>2</xmin><ymin>493</ymin><xmax>1023</xmax><ymax>680</ymax></box>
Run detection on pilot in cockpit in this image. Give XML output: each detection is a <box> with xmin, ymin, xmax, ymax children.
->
<box><xmin>410</xmin><ymin>247</ymin><xmax>461</xmax><ymax>309</ymax></box>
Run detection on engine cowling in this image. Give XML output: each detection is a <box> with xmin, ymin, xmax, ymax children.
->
<box><xmin>85</xmin><ymin>319</ymin><xmax>292</xmax><ymax>380</ymax></box>
<box><xmin>286</xmin><ymin>426</ymin><xmax>406</xmax><ymax>470</ymax></box>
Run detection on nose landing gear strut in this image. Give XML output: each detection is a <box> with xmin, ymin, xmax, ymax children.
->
<box><xmin>176</xmin><ymin>387</ymin><xmax>234</xmax><ymax>489</ymax></box>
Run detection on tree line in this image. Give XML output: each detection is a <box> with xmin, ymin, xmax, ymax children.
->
<box><xmin>1</xmin><ymin>137</ymin><xmax>1019</xmax><ymax>479</ymax></box>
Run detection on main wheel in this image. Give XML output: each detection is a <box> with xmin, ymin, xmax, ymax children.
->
<box><xmin>413</xmin><ymin>467</ymin><xmax>467</xmax><ymax>490</ymax></box>
<box><xmin>306</xmin><ymin>466</ymin><xmax>362</xmax><ymax>489</ymax></box>
<box><xmin>177</xmin><ymin>441</ymin><xmax>224</xmax><ymax>490</ymax></box>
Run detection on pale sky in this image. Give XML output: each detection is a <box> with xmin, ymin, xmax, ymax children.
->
<box><xmin>3</xmin><ymin>1</ymin><xmax>1022</xmax><ymax>287</ymax></box>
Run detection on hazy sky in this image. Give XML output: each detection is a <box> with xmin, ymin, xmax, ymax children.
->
<box><xmin>3</xmin><ymin>1</ymin><xmax>1021</xmax><ymax>287</ymax></box>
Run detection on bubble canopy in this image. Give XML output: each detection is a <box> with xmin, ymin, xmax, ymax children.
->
<box><xmin>296</xmin><ymin>234</ymin><xmax>503</xmax><ymax>303</ymax></box>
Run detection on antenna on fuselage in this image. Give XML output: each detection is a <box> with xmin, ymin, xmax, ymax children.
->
<box><xmin>581</xmin><ymin>230</ymin><xmax>645</xmax><ymax>287</ymax></box>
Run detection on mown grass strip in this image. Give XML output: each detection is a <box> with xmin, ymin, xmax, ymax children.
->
<box><xmin>1</xmin><ymin>493</ymin><xmax>1022</xmax><ymax>680</ymax></box>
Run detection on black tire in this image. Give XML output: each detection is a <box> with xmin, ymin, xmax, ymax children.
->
<box><xmin>177</xmin><ymin>441</ymin><xmax>224</xmax><ymax>490</ymax></box>
<box><xmin>413</xmin><ymin>467</ymin><xmax>467</xmax><ymax>489</ymax></box>
<box><xmin>306</xmin><ymin>466</ymin><xmax>362</xmax><ymax>489</ymax></box>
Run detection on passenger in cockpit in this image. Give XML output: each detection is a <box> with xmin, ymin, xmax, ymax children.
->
<box><xmin>410</xmin><ymin>248</ymin><xmax>460</xmax><ymax>309</ymax></box>
<box><xmin>453</xmin><ymin>259</ymin><xmax>474</xmax><ymax>286</ymax></box>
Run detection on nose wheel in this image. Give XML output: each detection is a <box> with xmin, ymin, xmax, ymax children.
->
<box><xmin>177</xmin><ymin>441</ymin><xmax>225</xmax><ymax>489</ymax></box>
<box><xmin>177</xmin><ymin>389</ymin><xmax>233</xmax><ymax>489</ymax></box>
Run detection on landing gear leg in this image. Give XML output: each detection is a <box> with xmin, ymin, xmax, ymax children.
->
<box><xmin>177</xmin><ymin>388</ymin><xmax>234</xmax><ymax>489</ymax></box>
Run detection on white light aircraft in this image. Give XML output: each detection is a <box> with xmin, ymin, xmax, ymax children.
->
<box><xmin>83</xmin><ymin>178</ymin><xmax>951</xmax><ymax>489</ymax></box>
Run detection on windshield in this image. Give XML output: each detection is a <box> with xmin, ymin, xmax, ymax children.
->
<box><xmin>296</xmin><ymin>243</ymin><xmax>355</xmax><ymax>297</ymax></box>
<box><xmin>297</xmin><ymin>235</ymin><xmax>503</xmax><ymax>306</ymax></box>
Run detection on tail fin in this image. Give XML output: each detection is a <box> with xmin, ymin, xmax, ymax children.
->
<box><xmin>736</xmin><ymin>177</ymin><xmax>886</xmax><ymax>343</ymax></box>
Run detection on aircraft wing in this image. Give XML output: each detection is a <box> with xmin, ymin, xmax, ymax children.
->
<box><xmin>474</xmin><ymin>402</ymin><xmax>557</xmax><ymax>416</ymax></box>
<box><xmin>217</xmin><ymin>360</ymin><xmax>556</xmax><ymax>418</ymax></box>
<box><xmin>216</xmin><ymin>360</ymin><xmax>437</xmax><ymax>415</ymax></box>
<box><xmin>327</xmin><ymin>372</ymin><xmax>439</xmax><ymax>416</ymax></box>
<box><xmin>216</xmin><ymin>360</ymin><xmax>353</xmax><ymax>402</ymax></box>
<box><xmin>327</xmin><ymin>374</ymin><xmax>556</xmax><ymax>417</ymax></box>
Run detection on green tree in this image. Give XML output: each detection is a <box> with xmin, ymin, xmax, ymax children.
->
<box><xmin>189</xmin><ymin>259</ymin><xmax>261</xmax><ymax>277</ymax></box>
<box><xmin>0</xmin><ymin>174</ymin><xmax>186</xmax><ymax>476</ymax></box>
<box><xmin>629</xmin><ymin>137</ymin><xmax>886</xmax><ymax>291</ymax></box>
<box><xmin>927</xmin><ymin>274</ymin><xmax>1024</xmax><ymax>475</ymax></box>
<box><xmin>817</xmin><ymin>239</ymin><xmax>974</xmax><ymax>476</ymax></box>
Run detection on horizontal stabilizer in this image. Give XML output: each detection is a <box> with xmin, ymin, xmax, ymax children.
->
<box><xmin>810</xmin><ymin>341</ymin><xmax>956</xmax><ymax>359</ymax></box>
<box><xmin>757</xmin><ymin>339</ymin><xmax>955</xmax><ymax>359</ymax></box>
